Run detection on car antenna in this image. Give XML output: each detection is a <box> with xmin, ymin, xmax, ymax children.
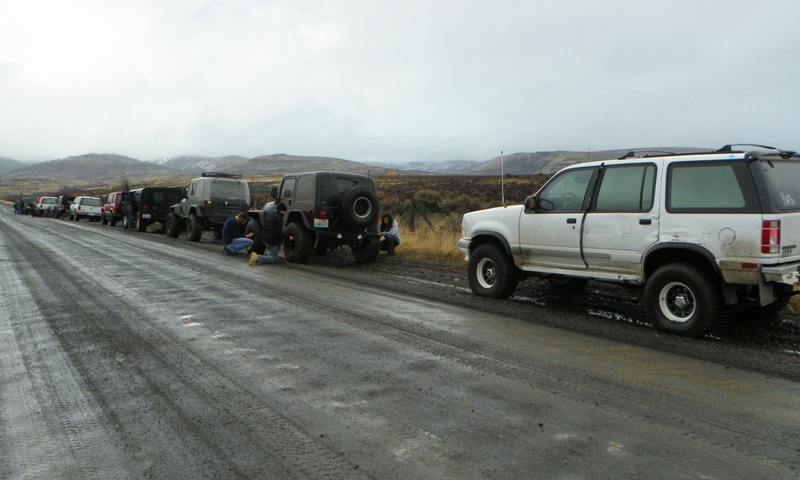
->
<box><xmin>500</xmin><ymin>150</ymin><xmax>506</xmax><ymax>207</ymax></box>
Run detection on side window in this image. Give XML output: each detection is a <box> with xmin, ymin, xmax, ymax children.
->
<box><xmin>594</xmin><ymin>164</ymin><xmax>656</xmax><ymax>212</ymax></box>
<box><xmin>667</xmin><ymin>162</ymin><xmax>753</xmax><ymax>211</ymax></box>
<box><xmin>538</xmin><ymin>168</ymin><xmax>595</xmax><ymax>212</ymax></box>
<box><xmin>295</xmin><ymin>175</ymin><xmax>313</xmax><ymax>202</ymax></box>
<box><xmin>196</xmin><ymin>180</ymin><xmax>205</xmax><ymax>198</ymax></box>
<box><xmin>280</xmin><ymin>178</ymin><xmax>296</xmax><ymax>200</ymax></box>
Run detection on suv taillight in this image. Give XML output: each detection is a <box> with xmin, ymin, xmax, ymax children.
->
<box><xmin>318</xmin><ymin>210</ymin><xmax>328</xmax><ymax>220</ymax></box>
<box><xmin>761</xmin><ymin>220</ymin><xmax>781</xmax><ymax>254</ymax></box>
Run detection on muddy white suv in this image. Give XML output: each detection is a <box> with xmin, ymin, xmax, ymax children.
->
<box><xmin>458</xmin><ymin>144</ymin><xmax>800</xmax><ymax>337</ymax></box>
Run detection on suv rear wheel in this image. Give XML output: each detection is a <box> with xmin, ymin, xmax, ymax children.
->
<box><xmin>643</xmin><ymin>262</ymin><xmax>722</xmax><ymax>337</ymax></box>
<box><xmin>351</xmin><ymin>237</ymin><xmax>380</xmax><ymax>263</ymax></box>
<box><xmin>284</xmin><ymin>222</ymin><xmax>312</xmax><ymax>264</ymax></box>
<box><xmin>468</xmin><ymin>244</ymin><xmax>519</xmax><ymax>299</ymax></box>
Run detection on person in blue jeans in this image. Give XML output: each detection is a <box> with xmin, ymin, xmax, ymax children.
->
<box><xmin>378</xmin><ymin>214</ymin><xmax>400</xmax><ymax>255</ymax></box>
<box><xmin>222</xmin><ymin>212</ymin><xmax>254</xmax><ymax>255</ymax></box>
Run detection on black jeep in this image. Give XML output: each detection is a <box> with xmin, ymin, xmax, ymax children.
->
<box><xmin>247</xmin><ymin>171</ymin><xmax>381</xmax><ymax>263</ymax></box>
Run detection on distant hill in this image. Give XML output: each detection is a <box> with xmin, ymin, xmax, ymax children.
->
<box><xmin>0</xmin><ymin>156</ymin><xmax>29</xmax><ymax>176</ymax></box>
<box><xmin>2</xmin><ymin>153</ymin><xmax>178</xmax><ymax>186</ymax></box>
<box><xmin>470</xmin><ymin>147</ymin><xmax>709</xmax><ymax>176</ymax></box>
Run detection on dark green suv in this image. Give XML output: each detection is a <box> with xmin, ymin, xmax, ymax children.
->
<box><xmin>247</xmin><ymin>171</ymin><xmax>381</xmax><ymax>263</ymax></box>
<box><xmin>166</xmin><ymin>173</ymin><xmax>251</xmax><ymax>242</ymax></box>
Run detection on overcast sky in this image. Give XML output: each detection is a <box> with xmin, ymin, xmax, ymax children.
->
<box><xmin>2</xmin><ymin>0</ymin><xmax>799</xmax><ymax>164</ymax></box>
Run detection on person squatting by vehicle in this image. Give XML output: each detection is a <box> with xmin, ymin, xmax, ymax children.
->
<box><xmin>378</xmin><ymin>214</ymin><xmax>400</xmax><ymax>255</ymax></box>
<box><xmin>222</xmin><ymin>212</ymin><xmax>254</xmax><ymax>255</ymax></box>
<box><xmin>249</xmin><ymin>203</ymin><xmax>291</xmax><ymax>265</ymax></box>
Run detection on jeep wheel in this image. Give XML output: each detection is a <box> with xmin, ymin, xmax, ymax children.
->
<box><xmin>136</xmin><ymin>212</ymin><xmax>148</xmax><ymax>232</ymax></box>
<box><xmin>547</xmin><ymin>275</ymin><xmax>589</xmax><ymax>292</ymax></box>
<box><xmin>284</xmin><ymin>222</ymin><xmax>312</xmax><ymax>264</ymax></box>
<box><xmin>340</xmin><ymin>187</ymin><xmax>378</xmax><ymax>228</ymax></box>
<box><xmin>187</xmin><ymin>214</ymin><xmax>203</xmax><ymax>242</ymax></box>
<box><xmin>351</xmin><ymin>237</ymin><xmax>380</xmax><ymax>263</ymax></box>
<box><xmin>245</xmin><ymin>220</ymin><xmax>265</xmax><ymax>255</ymax></box>
<box><xmin>643</xmin><ymin>262</ymin><xmax>722</xmax><ymax>337</ymax></box>
<box><xmin>165</xmin><ymin>212</ymin><xmax>181</xmax><ymax>238</ymax></box>
<box><xmin>468</xmin><ymin>243</ymin><xmax>519</xmax><ymax>299</ymax></box>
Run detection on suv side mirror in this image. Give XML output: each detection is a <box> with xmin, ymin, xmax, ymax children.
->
<box><xmin>523</xmin><ymin>196</ymin><xmax>538</xmax><ymax>212</ymax></box>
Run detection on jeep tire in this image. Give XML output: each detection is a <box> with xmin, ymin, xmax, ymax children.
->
<box><xmin>136</xmin><ymin>212</ymin><xmax>148</xmax><ymax>232</ymax></box>
<box><xmin>351</xmin><ymin>237</ymin><xmax>380</xmax><ymax>263</ymax></box>
<box><xmin>165</xmin><ymin>212</ymin><xmax>181</xmax><ymax>238</ymax></box>
<box><xmin>187</xmin><ymin>214</ymin><xmax>203</xmax><ymax>242</ymax></box>
<box><xmin>245</xmin><ymin>220</ymin><xmax>265</xmax><ymax>255</ymax></box>
<box><xmin>284</xmin><ymin>222</ymin><xmax>312</xmax><ymax>264</ymax></box>
<box><xmin>643</xmin><ymin>262</ymin><xmax>722</xmax><ymax>337</ymax></box>
<box><xmin>468</xmin><ymin>243</ymin><xmax>519</xmax><ymax>299</ymax></box>
<box><xmin>340</xmin><ymin>187</ymin><xmax>378</xmax><ymax>228</ymax></box>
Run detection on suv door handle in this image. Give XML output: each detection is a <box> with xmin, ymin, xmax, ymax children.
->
<box><xmin>567</xmin><ymin>218</ymin><xmax>577</xmax><ymax>224</ymax></box>
<box><xmin>639</xmin><ymin>218</ymin><xmax>652</xmax><ymax>225</ymax></box>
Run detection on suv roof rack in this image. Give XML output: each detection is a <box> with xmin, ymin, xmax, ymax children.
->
<box><xmin>617</xmin><ymin>149</ymin><xmax>712</xmax><ymax>160</ymax></box>
<box><xmin>201</xmin><ymin>172</ymin><xmax>241</xmax><ymax>179</ymax></box>
<box><xmin>715</xmin><ymin>143</ymin><xmax>775</xmax><ymax>153</ymax></box>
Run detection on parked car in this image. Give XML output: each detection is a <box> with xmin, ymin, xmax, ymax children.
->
<box><xmin>101</xmin><ymin>192</ymin><xmax>125</xmax><ymax>226</ymax></box>
<box><xmin>69</xmin><ymin>196</ymin><xmax>103</xmax><ymax>221</ymax></box>
<box><xmin>247</xmin><ymin>171</ymin><xmax>381</xmax><ymax>263</ymax></box>
<box><xmin>34</xmin><ymin>196</ymin><xmax>59</xmax><ymax>217</ymax></box>
<box><xmin>55</xmin><ymin>195</ymin><xmax>76</xmax><ymax>219</ymax></box>
<box><xmin>165</xmin><ymin>173</ymin><xmax>250</xmax><ymax>241</ymax></box>
<box><xmin>458</xmin><ymin>144</ymin><xmax>800</xmax><ymax>337</ymax></box>
<box><xmin>127</xmin><ymin>187</ymin><xmax>184</xmax><ymax>232</ymax></box>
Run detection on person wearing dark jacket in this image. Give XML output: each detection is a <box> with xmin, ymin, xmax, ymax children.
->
<box><xmin>249</xmin><ymin>203</ymin><xmax>289</xmax><ymax>265</ymax></box>
<box><xmin>222</xmin><ymin>212</ymin><xmax>254</xmax><ymax>255</ymax></box>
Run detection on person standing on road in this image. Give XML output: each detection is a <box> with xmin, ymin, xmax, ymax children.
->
<box><xmin>249</xmin><ymin>203</ymin><xmax>290</xmax><ymax>265</ymax></box>
<box><xmin>378</xmin><ymin>214</ymin><xmax>400</xmax><ymax>255</ymax></box>
<box><xmin>14</xmin><ymin>198</ymin><xmax>22</xmax><ymax>214</ymax></box>
<box><xmin>123</xmin><ymin>193</ymin><xmax>136</xmax><ymax>230</ymax></box>
<box><xmin>222</xmin><ymin>212</ymin><xmax>254</xmax><ymax>255</ymax></box>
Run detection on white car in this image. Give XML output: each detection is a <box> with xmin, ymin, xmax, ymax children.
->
<box><xmin>34</xmin><ymin>196</ymin><xmax>59</xmax><ymax>217</ymax></box>
<box><xmin>69</xmin><ymin>196</ymin><xmax>103</xmax><ymax>221</ymax></box>
<box><xmin>459</xmin><ymin>144</ymin><xmax>800</xmax><ymax>337</ymax></box>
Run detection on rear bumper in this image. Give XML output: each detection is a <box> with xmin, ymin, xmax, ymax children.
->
<box><xmin>761</xmin><ymin>263</ymin><xmax>800</xmax><ymax>288</ymax></box>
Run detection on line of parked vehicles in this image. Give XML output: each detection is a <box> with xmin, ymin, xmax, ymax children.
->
<box><xmin>20</xmin><ymin>187</ymin><xmax>185</xmax><ymax>232</ymax></box>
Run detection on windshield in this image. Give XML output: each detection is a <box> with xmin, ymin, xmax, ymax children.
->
<box><xmin>762</xmin><ymin>160</ymin><xmax>800</xmax><ymax>211</ymax></box>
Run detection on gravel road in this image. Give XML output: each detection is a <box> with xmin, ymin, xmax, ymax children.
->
<box><xmin>1</xmin><ymin>207</ymin><xmax>798</xmax><ymax>479</ymax></box>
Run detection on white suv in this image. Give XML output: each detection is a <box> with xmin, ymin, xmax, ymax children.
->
<box><xmin>458</xmin><ymin>144</ymin><xmax>800</xmax><ymax>337</ymax></box>
<box><xmin>69</xmin><ymin>196</ymin><xmax>103</xmax><ymax>221</ymax></box>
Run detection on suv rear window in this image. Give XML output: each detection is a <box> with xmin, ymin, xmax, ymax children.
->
<box><xmin>761</xmin><ymin>160</ymin><xmax>800</xmax><ymax>211</ymax></box>
<box><xmin>82</xmin><ymin>198</ymin><xmax>102</xmax><ymax>207</ymax></box>
<box><xmin>666</xmin><ymin>162</ymin><xmax>759</xmax><ymax>213</ymax></box>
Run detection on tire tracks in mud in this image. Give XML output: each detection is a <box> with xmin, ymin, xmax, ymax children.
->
<box><xmin>0</xmin><ymin>213</ymin><xmax>372</xmax><ymax>479</ymax></box>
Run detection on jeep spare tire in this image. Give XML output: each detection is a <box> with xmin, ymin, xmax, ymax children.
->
<box><xmin>340</xmin><ymin>187</ymin><xmax>378</xmax><ymax>228</ymax></box>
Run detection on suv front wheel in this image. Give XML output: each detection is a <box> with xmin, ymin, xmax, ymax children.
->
<box><xmin>468</xmin><ymin>243</ymin><xmax>519</xmax><ymax>299</ymax></box>
<box><xmin>643</xmin><ymin>262</ymin><xmax>722</xmax><ymax>337</ymax></box>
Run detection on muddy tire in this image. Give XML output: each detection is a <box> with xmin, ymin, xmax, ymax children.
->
<box><xmin>351</xmin><ymin>237</ymin><xmax>380</xmax><ymax>263</ymax></box>
<box><xmin>284</xmin><ymin>222</ymin><xmax>312</xmax><ymax>264</ymax></box>
<box><xmin>643</xmin><ymin>262</ymin><xmax>722</xmax><ymax>337</ymax></box>
<box><xmin>187</xmin><ymin>214</ymin><xmax>203</xmax><ymax>242</ymax></box>
<box><xmin>165</xmin><ymin>212</ymin><xmax>181</xmax><ymax>238</ymax></box>
<box><xmin>468</xmin><ymin>243</ymin><xmax>519</xmax><ymax>299</ymax></box>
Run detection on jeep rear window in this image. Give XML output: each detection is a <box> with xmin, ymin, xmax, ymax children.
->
<box><xmin>211</xmin><ymin>180</ymin><xmax>248</xmax><ymax>199</ymax></box>
<box><xmin>666</xmin><ymin>162</ymin><xmax>759</xmax><ymax>213</ymax></box>
<box><xmin>760</xmin><ymin>160</ymin><xmax>800</xmax><ymax>211</ymax></box>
